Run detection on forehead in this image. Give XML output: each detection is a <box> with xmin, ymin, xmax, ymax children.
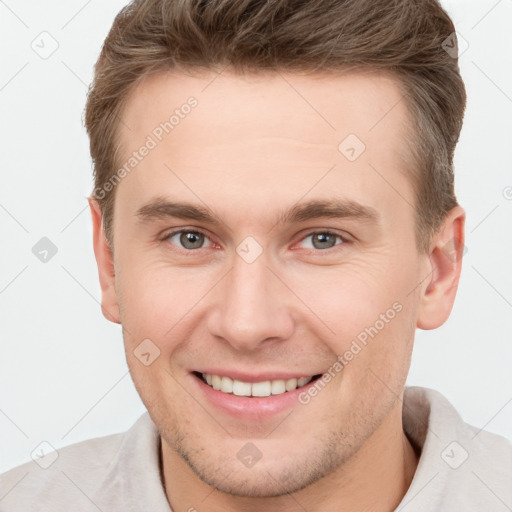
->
<box><xmin>120</xmin><ymin>68</ymin><xmax>410</xmax><ymax>148</ymax></box>
<box><xmin>115</xmin><ymin>69</ymin><xmax>415</xmax><ymax>227</ymax></box>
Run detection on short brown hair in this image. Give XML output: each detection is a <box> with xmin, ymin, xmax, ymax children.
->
<box><xmin>85</xmin><ymin>0</ymin><xmax>466</xmax><ymax>252</ymax></box>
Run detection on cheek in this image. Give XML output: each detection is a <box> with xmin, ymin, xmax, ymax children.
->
<box><xmin>286</xmin><ymin>255</ymin><xmax>414</xmax><ymax>337</ymax></box>
<box><xmin>115</xmin><ymin>256</ymin><xmax>217</xmax><ymax>347</ymax></box>
<box><xmin>116</xmin><ymin>263</ymin><xmax>188</xmax><ymax>404</ymax></box>
<box><xmin>114</xmin><ymin>249</ymin><xmax>237</xmax><ymax>402</ymax></box>
<box><xmin>283</xmin><ymin>255</ymin><xmax>420</xmax><ymax>388</ymax></box>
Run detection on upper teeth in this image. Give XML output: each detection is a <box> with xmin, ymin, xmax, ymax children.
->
<box><xmin>202</xmin><ymin>373</ymin><xmax>313</xmax><ymax>397</ymax></box>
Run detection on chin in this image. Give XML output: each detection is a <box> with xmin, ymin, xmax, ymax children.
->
<box><xmin>176</xmin><ymin>437</ymin><xmax>348</xmax><ymax>499</ymax></box>
<box><xmin>193</xmin><ymin>465</ymin><xmax>320</xmax><ymax>498</ymax></box>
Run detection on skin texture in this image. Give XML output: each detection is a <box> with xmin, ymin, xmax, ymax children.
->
<box><xmin>90</xmin><ymin>69</ymin><xmax>465</xmax><ymax>512</ymax></box>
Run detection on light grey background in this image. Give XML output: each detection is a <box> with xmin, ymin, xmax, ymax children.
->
<box><xmin>1</xmin><ymin>0</ymin><xmax>511</xmax><ymax>473</ymax></box>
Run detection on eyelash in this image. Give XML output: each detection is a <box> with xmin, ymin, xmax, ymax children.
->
<box><xmin>161</xmin><ymin>228</ymin><xmax>347</xmax><ymax>253</ymax></box>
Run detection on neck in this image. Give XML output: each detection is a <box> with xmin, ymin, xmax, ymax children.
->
<box><xmin>161</xmin><ymin>400</ymin><xmax>419</xmax><ymax>512</ymax></box>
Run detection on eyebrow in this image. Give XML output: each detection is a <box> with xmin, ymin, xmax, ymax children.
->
<box><xmin>135</xmin><ymin>197</ymin><xmax>379</xmax><ymax>227</ymax></box>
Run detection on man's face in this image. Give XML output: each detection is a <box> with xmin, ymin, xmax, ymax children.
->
<box><xmin>107</xmin><ymin>70</ymin><xmax>431</xmax><ymax>496</ymax></box>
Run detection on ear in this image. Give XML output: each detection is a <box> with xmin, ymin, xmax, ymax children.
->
<box><xmin>416</xmin><ymin>206</ymin><xmax>466</xmax><ymax>330</ymax></box>
<box><xmin>89</xmin><ymin>198</ymin><xmax>121</xmax><ymax>324</ymax></box>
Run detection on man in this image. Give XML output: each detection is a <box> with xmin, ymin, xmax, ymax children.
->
<box><xmin>1</xmin><ymin>0</ymin><xmax>510</xmax><ymax>510</ymax></box>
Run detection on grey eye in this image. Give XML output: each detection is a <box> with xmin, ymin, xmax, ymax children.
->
<box><xmin>301</xmin><ymin>232</ymin><xmax>342</xmax><ymax>250</ymax></box>
<box><xmin>168</xmin><ymin>231</ymin><xmax>207</xmax><ymax>250</ymax></box>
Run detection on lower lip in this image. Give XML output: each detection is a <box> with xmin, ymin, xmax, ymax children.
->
<box><xmin>190</xmin><ymin>372</ymin><xmax>320</xmax><ymax>420</ymax></box>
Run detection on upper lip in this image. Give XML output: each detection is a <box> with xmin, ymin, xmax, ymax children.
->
<box><xmin>192</xmin><ymin>369</ymin><xmax>323</xmax><ymax>383</ymax></box>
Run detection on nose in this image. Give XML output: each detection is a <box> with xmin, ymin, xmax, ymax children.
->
<box><xmin>207</xmin><ymin>248</ymin><xmax>294</xmax><ymax>352</ymax></box>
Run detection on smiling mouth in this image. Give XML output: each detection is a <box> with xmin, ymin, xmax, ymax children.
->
<box><xmin>193</xmin><ymin>371</ymin><xmax>323</xmax><ymax>398</ymax></box>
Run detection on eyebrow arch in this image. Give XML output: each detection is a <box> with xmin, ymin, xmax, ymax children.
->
<box><xmin>136</xmin><ymin>198</ymin><xmax>222</xmax><ymax>226</ymax></box>
<box><xmin>135</xmin><ymin>197</ymin><xmax>379</xmax><ymax>227</ymax></box>
<box><xmin>277</xmin><ymin>199</ymin><xmax>379</xmax><ymax>226</ymax></box>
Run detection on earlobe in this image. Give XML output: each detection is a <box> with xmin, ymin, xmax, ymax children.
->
<box><xmin>88</xmin><ymin>198</ymin><xmax>121</xmax><ymax>324</ymax></box>
<box><xmin>416</xmin><ymin>206</ymin><xmax>466</xmax><ymax>330</ymax></box>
